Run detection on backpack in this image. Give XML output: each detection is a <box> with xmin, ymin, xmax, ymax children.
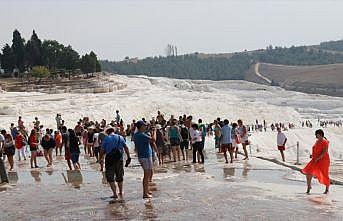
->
<box><xmin>108</xmin><ymin>135</ymin><xmax>123</xmax><ymax>161</ymax></box>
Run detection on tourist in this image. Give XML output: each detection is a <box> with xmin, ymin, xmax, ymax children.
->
<box><xmin>33</xmin><ymin>117</ymin><xmax>40</xmax><ymax>129</ymax></box>
<box><xmin>276</xmin><ymin>127</ymin><xmax>287</xmax><ymax>162</ymax></box>
<box><xmin>221</xmin><ymin>119</ymin><xmax>233</xmax><ymax>163</ymax></box>
<box><xmin>2</xmin><ymin>130</ymin><xmax>15</xmax><ymax>171</ymax></box>
<box><xmin>10</xmin><ymin>123</ymin><xmax>17</xmax><ymax>140</ymax></box>
<box><xmin>0</xmin><ymin>130</ymin><xmax>5</xmax><ymax>160</ymax></box>
<box><xmin>237</xmin><ymin>119</ymin><xmax>249</xmax><ymax>160</ymax></box>
<box><xmin>41</xmin><ymin>134</ymin><xmax>55</xmax><ymax>167</ymax></box>
<box><xmin>87</xmin><ymin>127</ymin><xmax>95</xmax><ymax>157</ymax></box>
<box><xmin>69</xmin><ymin>129</ymin><xmax>81</xmax><ymax>170</ymax></box>
<box><xmin>82</xmin><ymin>127</ymin><xmax>88</xmax><ymax>154</ymax></box>
<box><xmin>61</xmin><ymin>126</ymin><xmax>72</xmax><ymax>170</ymax></box>
<box><xmin>214</xmin><ymin>120</ymin><xmax>222</xmax><ymax>153</ymax></box>
<box><xmin>133</xmin><ymin>120</ymin><xmax>154</xmax><ymax>198</ymax></box>
<box><xmin>168</xmin><ymin>119</ymin><xmax>182</xmax><ymax>162</ymax></box>
<box><xmin>189</xmin><ymin>123</ymin><xmax>204</xmax><ymax>164</ymax></box>
<box><xmin>55</xmin><ymin>114</ymin><xmax>62</xmax><ymax>130</ymax></box>
<box><xmin>198</xmin><ymin>119</ymin><xmax>206</xmax><ymax>150</ymax></box>
<box><xmin>155</xmin><ymin>124</ymin><xmax>166</xmax><ymax>165</ymax></box>
<box><xmin>180</xmin><ymin>121</ymin><xmax>190</xmax><ymax>161</ymax></box>
<box><xmin>232</xmin><ymin>123</ymin><xmax>240</xmax><ymax>159</ymax></box>
<box><xmin>28</xmin><ymin>129</ymin><xmax>39</xmax><ymax>168</ymax></box>
<box><xmin>18</xmin><ymin>116</ymin><xmax>24</xmax><ymax>130</ymax></box>
<box><xmin>93</xmin><ymin>128</ymin><xmax>101</xmax><ymax>162</ymax></box>
<box><xmin>100</xmin><ymin>127</ymin><xmax>131</xmax><ymax>200</ymax></box>
<box><xmin>15</xmin><ymin>131</ymin><xmax>26</xmax><ymax>161</ymax></box>
<box><xmin>54</xmin><ymin>130</ymin><xmax>63</xmax><ymax>156</ymax></box>
<box><xmin>98</xmin><ymin>128</ymin><xmax>108</xmax><ymax>171</ymax></box>
<box><xmin>115</xmin><ymin>110</ymin><xmax>121</xmax><ymax>124</ymax></box>
<box><xmin>301</xmin><ymin>129</ymin><xmax>330</xmax><ymax>194</ymax></box>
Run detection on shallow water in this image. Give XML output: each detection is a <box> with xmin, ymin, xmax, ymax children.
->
<box><xmin>1</xmin><ymin>141</ymin><xmax>343</xmax><ymax>221</ymax></box>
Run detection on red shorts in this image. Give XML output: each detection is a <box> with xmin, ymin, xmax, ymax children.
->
<box><xmin>278</xmin><ymin>146</ymin><xmax>285</xmax><ymax>151</ymax></box>
<box><xmin>65</xmin><ymin>152</ymin><xmax>71</xmax><ymax>160</ymax></box>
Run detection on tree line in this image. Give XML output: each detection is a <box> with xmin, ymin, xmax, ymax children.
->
<box><xmin>101</xmin><ymin>41</ymin><xmax>343</xmax><ymax>81</ymax></box>
<box><xmin>0</xmin><ymin>29</ymin><xmax>101</xmax><ymax>78</ymax></box>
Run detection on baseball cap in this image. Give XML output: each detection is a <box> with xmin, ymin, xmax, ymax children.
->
<box><xmin>136</xmin><ymin>120</ymin><xmax>147</xmax><ymax>129</ymax></box>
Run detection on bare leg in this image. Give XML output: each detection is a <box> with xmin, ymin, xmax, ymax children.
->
<box><xmin>8</xmin><ymin>155</ymin><xmax>14</xmax><ymax>170</ymax></box>
<box><xmin>242</xmin><ymin>144</ymin><xmax>249</xmax><ymax>160</ymax></box>
<box><xmin>235</xmin><ymin>147</ymin><xmax>238</xmax><ymax>159</ymax></box>
<box><xmin>117</xmin><ymin>181</ymin><xmax>123</xmax><ymax>196</ymax></box>
<box><xmin>324</xmin><ymin>186</ymin><xmax>329</xmax><ymax>194</ymax></box>
<box><xmin>229</xmin><ymin>147</ymin><xmax>234</xmax><ymax>163</ymax></box>
<box><xmin>223</xmin><ymin>148</ymin><xmax>228</xmax><ymax>163</ymax></box>
<box><xmin>306</xmin><ymin>174</ymin><xmax>312</xmax><ymax>194</ymax></box>
<box><xmin>44</xmin><ymin>150</ymin><xmax>49</xmax><ymax>166</ymax></box>
<box><xmin>280</xmin><ymin>150</ymin><xmax>285</xmax><ymax>162</ymax></box>
<box><xmin>176</xmin><ymin>146</ymin><xmax>181</xmax><ymax>161</ymax></box>
<box><xmin>143</xmin><ymin>170</ymin><xmax>152</xmax><ymax>198</ymax></box>
<box><xmin>109</xmin><ymin>182</ymin><xmax>118</xmax><ymax>198</ymax></box>
<box><xmin>67</xmin><ymin>160</ymin><xmax>72</xmax><ymax>170</ymax></box>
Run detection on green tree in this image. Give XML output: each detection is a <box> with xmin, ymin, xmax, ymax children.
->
<box><xmin>80</xmin><ymin>54</ymin><xmax>96</xmax><ymax>74</ymax></box>
<box><xmin>11</xmin><ymin>29</ymin><xmax>26</xmax><ymax>72</ymax></box>
<box><xmin>57</xmin><ymin>45</ymin><xmax>80</xmax><ymax>72</ymax></box>
<box><xmin>1</xmin><ymin>44</ymin><xmax>16</xmax><ymax>73</ymax></box>
<box><xmin>31</xmin><ymin>65</ymin><xmax>50</xmax><ymax>79</ymax></box>
<box><xmin>41</xmin><ymin>40</ymin><xmax>64</xmax><ymax>71</ymax></box>
<box><xmin>25</xmin><ymin>30</ymin><xmax>43</xmax><ymax>67</ymax></box>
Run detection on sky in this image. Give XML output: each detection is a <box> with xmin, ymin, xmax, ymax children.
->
<box><xmin>1</xmin><ymin>0</ymin><xmax>343</xmax><ymax>61</ymax></box>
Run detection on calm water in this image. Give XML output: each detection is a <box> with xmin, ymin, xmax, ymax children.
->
<box><xmin>1</xmin><ymin>0</ymin><xmax>343</xmax><ymax>60</ymax></box>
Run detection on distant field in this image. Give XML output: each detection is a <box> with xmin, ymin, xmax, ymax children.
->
<box><xmin>255</xmin><ymin>63</ymin><xmax>343</xmax><ymax>97</ymax></box>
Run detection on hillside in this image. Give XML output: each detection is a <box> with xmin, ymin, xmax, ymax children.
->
<box><xmin>248</xmin><ymin>63</ymin><xmax>343</xmax><ymax>97</ymax></box>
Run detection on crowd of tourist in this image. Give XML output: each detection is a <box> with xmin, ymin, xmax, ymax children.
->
<box><xmin>0</xmin><ymin>111</ymin><xmax>332</xmax><ymax>199</ymax></box>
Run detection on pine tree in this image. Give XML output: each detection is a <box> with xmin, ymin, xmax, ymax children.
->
<box><xmin>11</xmin><ymin>29</ymin><xmax>26</xmax><ymax>72</ymax></box>
<box><xmin>1</xmin><ymin>44</ymin><xmax>16</xmax><ymax>73</ymax></box>
<box><xmin>25</xmin><ymin>30</ymin><xmax>43</xmax><ymax>67</ymax></box>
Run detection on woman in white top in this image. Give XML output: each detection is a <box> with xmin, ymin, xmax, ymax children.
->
<box><xmin>189</xmin><ymin>124</ymin><xmax>204</xmax><ymax>163</ymax></box>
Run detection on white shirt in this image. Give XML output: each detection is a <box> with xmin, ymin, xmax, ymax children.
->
<box><xmin>93</xmin><ymin>133</ymin><xmax>99</xmax><ymax>147</ymax></box>
<box><xmin>189</xmin><ymin>128</ymin><xmax>202</xmax><ymax>144</ymax></box>
<box><xmin>277</xmin><ymin>132</ymin><xmax>287</xmax><ymax>146</ymax></box>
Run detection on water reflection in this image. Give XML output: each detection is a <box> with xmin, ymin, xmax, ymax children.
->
<box><xmin>143</xmin><ymin>200</ymin><xmax>158</xmax><ymax>220</ymax></box>
<box><xmin>242</xmin><ymin>162</ymin><xmax>251</xmax><ymax>178</ymax></box>
<box><xmin>46</xmin><ymin>170</ymin><xmax>54</xmax><ymax>176</ymax></box>
<box><xmin>223</xmin><ymin>167</ymin><xmax>235</xmax><ymax>179</ymax></box>
<box><xmin>62</xmin><ymin>171</ymin><xmax>83</xmax><ymax>189</ymax></box>
<box><xmin>30</xmin><ymin>170</ymin><xmax>41</xmax><ymax>182</ymax></box>
<box><xmin>8</xmin><ymin>171</ymin><xmax>18</xmax><ymax>185</ymax></box>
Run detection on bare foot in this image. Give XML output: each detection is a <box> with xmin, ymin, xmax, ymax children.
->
<box><xmin>143</xmin><ymin>194</ymin><xmax>152</xmax><ymax>199</ymax></box>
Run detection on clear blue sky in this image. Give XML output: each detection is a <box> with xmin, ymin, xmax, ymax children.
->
<box><xmin>1</xmin><ymin>0</ymin><xmax>343</xmax><ymax>61</ymax></box>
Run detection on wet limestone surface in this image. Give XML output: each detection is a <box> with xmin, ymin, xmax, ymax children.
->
<box><xmin>1</xmin><ymin>143</ymin><xmax>343</xmax><ymax>221</ymax></box>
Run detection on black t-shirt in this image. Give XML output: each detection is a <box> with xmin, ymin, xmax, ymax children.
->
<box><xmin>180</xmin><ymin>127</ymin><xmax>189</xmax><ymax>140</ymax></box>
<box><xmin>41</xmin><ymin>138</ymin><xmax>56</xmax><ymax>150</ymax></box>
<box><xmin>69</xmin><ymin>136</ymin><xmax>80</xmax><ymax>153</ymax></box>
<box><xmin>87</xmin><ymin>132</ymin><xmax>94</xmax><ymax>143</ymax></box>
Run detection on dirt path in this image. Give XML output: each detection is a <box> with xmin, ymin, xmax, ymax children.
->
<box><xmin>254</xmin><ymin>62</ymin><xmax>272</xmax><ymax>84</ymax></box>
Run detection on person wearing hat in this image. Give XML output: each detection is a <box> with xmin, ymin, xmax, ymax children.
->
<box><xmin>133</xmin><ymin>120</ymin><xmax>155</xmax><ymax>198</ymax></box>
<box><xmin>100</xmin><ymin>127</ymin><xmax>131</xmax><ymax>200</ymax></box>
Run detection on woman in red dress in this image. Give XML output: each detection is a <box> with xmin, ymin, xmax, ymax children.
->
<box><xmin>301</xmin><ymin>129</ymin><xmax>330</xmax><ymax>194</ymax></box>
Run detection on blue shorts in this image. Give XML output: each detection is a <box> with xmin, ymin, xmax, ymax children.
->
<box><xmin>71</xmin><ymin>153</ymin><xmax>80</xmax><ymax>164</ymax></box>
<box><xmin>138</xmin><ymin>157</ymin><xmax>153</xmax><ymax>170</ymax></box>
